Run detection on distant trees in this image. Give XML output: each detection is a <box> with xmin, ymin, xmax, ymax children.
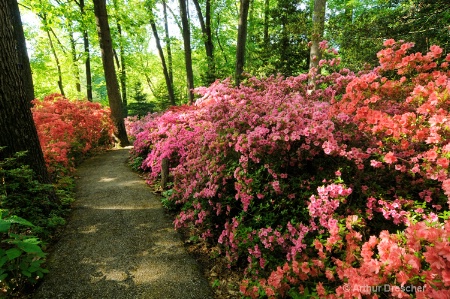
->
<box><xmin>19</xmin><ymin>0</ymin><xmax>449</xmax><ymax>107</ymax></box>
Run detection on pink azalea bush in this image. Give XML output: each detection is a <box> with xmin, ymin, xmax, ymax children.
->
<box><xmin>32</xmin><ymin>94</ymin><xmax>114</xmax><ymax>176</ymax></box>
<box><xmin>128</xmin><ymin>40</ymin><xmax>450</xmax><ymax>298</ymax></box>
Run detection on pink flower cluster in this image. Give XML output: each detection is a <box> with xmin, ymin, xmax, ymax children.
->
<box><xmin>128</xmin><ymin>40</ymin><xmax>450</xmax><ymax>298</ymax></box>
<box><xmin>32</xmin><ymin>94</ymin><xmax>114</xmax><ymax>176</ymax></box>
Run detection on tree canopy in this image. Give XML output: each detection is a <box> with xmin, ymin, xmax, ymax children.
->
<box><xmin>19</xmin><ymin>0</ymin><xmax>450</xmax><ymax>110</ymax></box>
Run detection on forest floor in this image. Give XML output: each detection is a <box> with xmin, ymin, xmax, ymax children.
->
<box><xmin>32</xmin><ymin>147</ymin><xmax>215</xmax><ymax>299</ymax></box>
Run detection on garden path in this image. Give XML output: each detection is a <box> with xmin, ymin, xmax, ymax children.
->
<box><xmin>33</xmin><ymin>147</ymin><xmax>213</xmax><ymax>299</ymax></box>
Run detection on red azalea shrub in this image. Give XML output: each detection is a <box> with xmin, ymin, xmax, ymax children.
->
<box><xmin>128</xmin><ymin>40</ymin><xmax>450</xmax><ymax>298</ymax></box>
<box><xmin>32</xmin><ymin>94</ymin><xmax>114</xmax><ymax>176</ymax></box>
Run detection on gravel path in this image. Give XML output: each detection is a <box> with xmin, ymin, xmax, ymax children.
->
<box><xmin>33</xmin><ymin>148</ymin><xmax>213</xmax><ymax>299</ymax></box>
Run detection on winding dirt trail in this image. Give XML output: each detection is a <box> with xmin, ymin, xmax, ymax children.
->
<box><xmin>33</xmin><ymin>148</ymin><xmax>213</xmax><ymax>299</ymax></box>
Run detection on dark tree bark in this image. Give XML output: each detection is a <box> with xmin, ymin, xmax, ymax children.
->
<box><xmin>309</xmin><ymin>0</ymin><xmax>326</xmax><ymax>88</ymax></box>
<box><xmin>235</xmin><ymin>0</ymin><xmax>250</xmax><ymax>86</ymax></box>
<box><xmin>93</xmin><ymin>0</ymin><xmax>130</xmax><ymax>146</ymax></box>
<box><xmin>7</xmin><ymin>0</ymin><xmax>34</xmax><ymax>104</ymax></box>
<box><xmin>179</xmin><ymin>0</ymin><xmax>195</xmax><ymax>103</ymax></box>
<box><xmin>78</xmin><ymin>0</ymin><xmax>93</xmax><ymax>101</ymax></box>
<box><xmin>0</xmin><ymin>1</ymin><xmax>53</xmax><ymax>186</ymax></box>
<box><xmin>150</xmin><ymin>16</ymin><xmax>176</xmax><ymax>106</ymax></box>
<box><xmin>192</xmin><ymin>0</ymin><xmax>215</xmax><ymax>84</ymax></box>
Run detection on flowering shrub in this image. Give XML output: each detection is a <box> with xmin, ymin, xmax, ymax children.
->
<box><xmin>32</xmin><ymin>94</ymin><xmax>114</xmax><ymax>176</ymax></box>
<box><xmin>128</xmin><ymin>40</ymin><xmax>450</xmax><ymax>298</ymax></box>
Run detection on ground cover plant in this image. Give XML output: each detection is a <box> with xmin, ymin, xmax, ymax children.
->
<box><xmin>128</xmin><ymin>40</ymin><xmax>450</xmax><ymax>298</ymax></box>
<box><xmin>1</xmin><ymin>95</ymin><xmax>114</xmax><ymax>296</ymax></box>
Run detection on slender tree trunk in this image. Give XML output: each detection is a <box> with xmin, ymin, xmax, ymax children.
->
<box><xmin>308</xmin><ymin>0</ymin><xmax>326</xmax><ymax>89</ymax></box>
<box><xmin>93</xmin><ymin>0</ymin><xmax>130</xmax><ymax>146</ymax></box>
<box><xmin>162</xmin><ymin>0</ymin><xmax>173</xmax><ymax>87</ymax></box>
<box><xmin>46</xmin><ymin>28</ymin><xmax>65</xmax><ymax>96</ymax></box>
<box><xmin>68</xmin><ymin>26</ymin><xmax>81</xmax><ymax>93</ymax></box>
<box><xmin>216</xmin><ymin>15</ymin><xmax>228</xmax><ymax>64</ymax></box>
<box><xmin>235</xmin><ymin>0</ymin><xmax>250</xmax><ymax>86</ymax></box>
<box><xmin>40</xmin><ymin>14</ymin><xmax>65</xmax><ymax>96</ymax></box>
<box><xmin>83</xmin><ymin>30</ymin><xmax>93</xmax><ymax>101</ymax></box>
<box><xmin>7</xmin><ymin>0</ymin><xmax>34</xmax><ymax>104</ymax></box>
<box><xmin>150</xmin><ymin>18</ymin><xmax>176</xmax><ymax>106</ymax></box>
<box><xmin>179</xmin><ymin>0</ymin><xmax>195</xmax><ymax>103</ymax></box>
<box><xmin>145</xmin><ymin>74</ymin><xmax>157</xmax><ymax>95</ymax></box>
<box><xmin>264</xmin><ymin>0</ymin><xmax>269</xmax><ymax>45</ymax></box>
<box><xmin>117</xmin><ymin>24</ymin><xmax>127</xmax><ymax>117</ymax></box>
<box><xmin>112</xmin><ymin>0</ymin><xmax>128</xmax><ymax>117</ymax></box>
<box><xmin>79</xmin><ymin>0</ymin><xmax>93</xmax><ymax>101</ymax></box>
<box><xmin>0</xmin><ymin>0</ymin><xmax>53</xmax><ymax>187</ymax></box>
<box><xmin>192</xmin><ymin>0</ymin><xmax>215</xmax><ymax>84</ymax></box>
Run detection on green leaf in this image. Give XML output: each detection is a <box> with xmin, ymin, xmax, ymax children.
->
<box><xmin>0</xmin><ymin>219</ymin><xmax>11</xmax><ymax>233</ymax></box>
<box><xmin>5</xmin><ymin>215</ymin><xmax>35</xmax><ymax>227</ymax></box>
<box><xmin>17</xmin><ymin>240</ymin><xmax>43</xmax><ymax>254</ymax></box>
<box><xmin>6</xmin><ymin>248</ymin><xmax>22</xmax><ymax>260</ymax></box>
<box><xmin>0</xmin><ymin>255</ymin><xmax>8</xmax><ymax>268</ymax></box>
<box><xmin>0</xmin><ymin>273</ymin><xmax>8</xmax><ymax>281</ymax></box>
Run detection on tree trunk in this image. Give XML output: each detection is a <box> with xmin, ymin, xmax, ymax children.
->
<box><xmin>264</xmin><ymin>0</ymin><xmax>269</xmax><ymax>45</ymax></box>
<box><xmin>192</xmin><ymin>0</ymin><xmax>215</xmax><ymax>84</ymax></box>
<box><xmin>179</xmin><ymin>0</ymin><xmax>195</xmax><ymax>104</ymax></box>
<box><xmin>0</xmin><ymin>0</ymin><xmax>53</xmax><ymax>187</ymax></box>
<box><xmin>112</xmin><ymin>0</ymin><xmax>128</xmax><ymax>117</ymax></box>
<box><xmin>162</xmin><ymin>0</ymin><xmax>173</xmax><ymax>87</ymax></box>
<box><xmin>150</xmin><ymin>17</ymin><xmax>176</xmax><ymax>106</ymax></box>
<box><xmin>117</xmin><ymin>24</ymin><xmax>128</xmax><ymax>117</ymax></box>
<box><xmin>68</xmin><ymin>26</ymin><xmax>81</xmax><ymax>93</ymax></box>
<box><xmin>7</xmin><ymin>0</ymin><xmax>34</xmax><ymax>104</ymax></box>
<box><xmin>160</xmin><ymin>158</ymin><xmax>169</xmax><ymax>190</ymax></box>
<box><xmin>235</xmin><ymin>0</ymin><xmax>250</xmax><ymax>86</ymax></box>
<box><xmin>79</xmin><ymin>0</ymin><xmax>93</xmax><ymax>101</ymax></box>
<box><xmin>46</xmin><ymin>28</ymin><xmax>65</xmax><ymax>96</ymax></box>
<box><xmin>93</xmin><ymin>0</ymin><xmax>130</xmax><ymax>146</ymax></box>
<box><xmin>308</xmin><ymin>0</ymin><xmax>326</xmax><ymax>89</ymax></box>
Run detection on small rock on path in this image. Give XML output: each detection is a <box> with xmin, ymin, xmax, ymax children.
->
<box><xmin>33</xmin><ymin>148</ymin><xmax>214</xmax><ymax>299</ymax></box>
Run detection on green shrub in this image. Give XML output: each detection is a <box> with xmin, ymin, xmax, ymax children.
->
<box><xmin>0</xmin><ymin>210</ymin><xmax>48</xmax><ymax>296</ymax></box>
<box><xmin>0</xmin><ymin>148</ymin><xmax>72</xmax><ymax>239</ymax></box>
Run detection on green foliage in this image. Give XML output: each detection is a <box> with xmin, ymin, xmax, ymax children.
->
<box><xmin>161</xmin><ymin>188</ymin><xmax>178</xmax><ymax>212</ymax></box>
<box><xmin>0</xmin><ymin>210</ymin><xmax>48</xmax><ymax>296</ymax></box>
<box><xmin>128</xmin><ymin>156</ymin><xmax>144</xmax><ymax>172</ymax></box>
<box><xmin>0</xmin><ymin>148</ymin><xmax>70</xmax><ymax>239</ymax></box>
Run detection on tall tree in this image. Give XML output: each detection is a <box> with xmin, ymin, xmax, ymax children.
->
<box><xmin>235</xmin><ymin>0</ymin><xmax>250</xmax><ymax>86</ymax></box>
<box><xmin>40</xmin><ymin>12</ymin><xmax>66</xmax><ymax>96</ymax></box>
<box><xmin>77</xmin><ymin>0</ymin><xmax>93</xmax><ymax>101</ymax></box>
<box><xmin>93</xmin><ymin>0</ymin><xmax>129</xmax><ymax>146</ymax></box>
<box><xmin>162</xmin><ymin>0</ymin><xmax>173</xmax><ymax>87</ymax></box>
<box><xmin>179</xmin><ymin>0</ymin><xmax>195</xmax><ymax>103</ymax></box>
<box><xmin>149</xmin><ymin>10</ymin><xmax>176</xmax><ymax>106</ymax></box>
<box><xmin>192</xmin><ymin>0</ymin><xmax>215</xmax><ymax>84</ymax></box>
<box><xmin>112</xmin><ymin>0</ymin><xmax>128</xmax><ymax>116</ymax></box>
<box><xmin>0</xmin><ymin>0</ymin><xmax>53</xmax><ymax>186</ymax></box>
<box><xmin>68</xmin><ymin>23</ymin><xmax>82</xmax><ymax>93</ymax></box>
<box><xmin>309</xmin><ymin>0</ymin><xmax>326</xmax><ymax>88</ymax></box>
<box><xmin>7</xmin><ymin>0</ymin><xmax>34</xmax><ymax>103</ymax></box>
